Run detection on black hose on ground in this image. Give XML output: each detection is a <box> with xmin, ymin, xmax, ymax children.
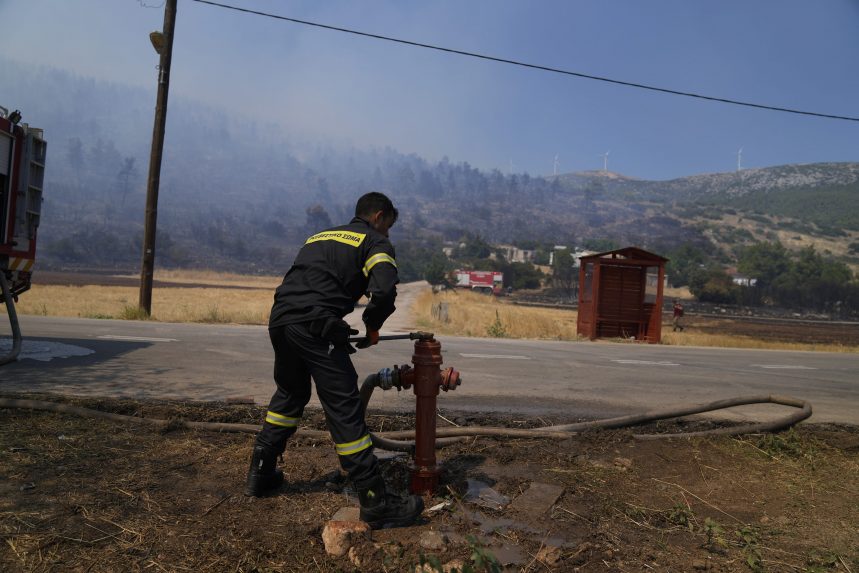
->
<box><xmin>0</xmin><ymin>272</ymin><xmax>23</xmax><ymax>366</ymax></box>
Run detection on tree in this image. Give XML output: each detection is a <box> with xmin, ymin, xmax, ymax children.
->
<box><xmin>424</xmin><ymin>252</ymin><xmax>449</xmax><ymax>285</ymax></box>
<box><xmin>67</xmin><ymin>137</ymin><xmax>85</xmax><ymax>170</ymax></box>
<box><xmin>305</xmin><ymin>204</ymin><xmax>332</xmax><ymax>233</ymax></box>
<box><xmin>455</xmin><ymin>234</ymin><xmax>492</xmax><ymax>259</ymax></box>
<box><xmin>89</xmin><ymin>138</ymin><xmax>122</xmax><ymax>177</ymax></box>
<box><xmin>117</xmin><ymin>157</ymin><xmax>138</xmax><ymax>205</ymax></box>
<box><xmin>552</xmin><ymin>248</ymin><xmax>577</xmax><ymax>298</ymax></box>
<box><xmin>689</xmin><ymin>267</ymin><xmax>737</xmax><ymax>304</ymax></box>
<box><xmin>666</xmin><ymin>244</ymin><xmax>707</xmax><ymax>287</ymax></box>
<box><xmin>503</xmin><ymin>262</ymin><xmax>544</xmax><ymax>290</ymax></box>
<box><xmin>418</xmin><ymin>169</ymin><xmax>443</xmax><ymax>198</ymax></box>
<box><xmin>582</xmin><ymin>238</ymin><xmax>619</xmax><ymax>252</ymax></box>
<box><xmin>533</xmin><ymin>248</ymin><xmax>551</xmax><ymax>265</ymax></box>
<box><xmin>737</xmin><ymin>242</ymin><xmax>791</xmax><ymax>287</ymax></box>
<box><xmin>315</xmin><ymin>177</ymin><xmax>331</xmax><ymax>201</ymax></box>
<box><xmin>770</xmin><ymin>246</ymin><xmax>854</xmax><ymax>311</ymax></box>
<box><xmin>396</xmin><ymin>165</ymin><xmax>416</xmax><ymax>194</ymax></box>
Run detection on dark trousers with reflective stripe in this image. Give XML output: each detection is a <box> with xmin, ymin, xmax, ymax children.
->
<box><xmin>256</xmin><ymin>322</ymin><xmax>378</xmax><ymax>484</ymax></box>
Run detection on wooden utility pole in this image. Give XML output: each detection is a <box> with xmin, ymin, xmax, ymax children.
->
<box><xmin>139</xmin><ymin>0</ymin><xmax>177</xmax><ymax>315</ymax></box>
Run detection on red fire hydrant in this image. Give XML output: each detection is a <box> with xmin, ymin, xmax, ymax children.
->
<box><xmin>386</xmin><ymin>332</ymin><xmax>461</xmax><ymax>495</ymax></box>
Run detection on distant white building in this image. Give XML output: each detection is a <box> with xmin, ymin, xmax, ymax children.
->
<box><xmin>441</xmin><ymin>241</ymin><xmax>463</xmax><ymax>258</ymax></box>
<box><xmin>731</xmin><ymin>274</ymin><xmax>758</xmax><ymax>287</ymax></box>
<box><xmin>493</xmin><ymin>244</ymin><xmax>535</xmax><ymax>263</ymax></box>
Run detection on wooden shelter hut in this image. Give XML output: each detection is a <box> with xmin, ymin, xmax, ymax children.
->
<box><xmin>576</xmin><ymin>247</ymin><xmax>668</xmax><ymax>343</ymax></box>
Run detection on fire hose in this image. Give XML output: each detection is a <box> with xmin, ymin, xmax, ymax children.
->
<box><xmin>0</xmin><ymin>331</ymin><xmax>813</xmax><ymax>450</ymax></box>
<box><xmin>0</xmin><ymin>271</ymin><xmax>23</xmax><ymax>366</ymax></box>
<box><xmin>0</xmin><ymin>389</ymin><xmax>812</xmax><ymax>449</ymax></box>
<box><xmin>358</xmin><ymin>373</ymin><xmax>812</xmax><ymax>442</ymax></box>
<box><xmin>0</xmin><ymin>330</ymin><xmax>816</xmax><ymax>494</ymax></box>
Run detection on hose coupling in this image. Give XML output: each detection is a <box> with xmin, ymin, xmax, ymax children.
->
<box><xmin>375</xmin><ymin>367</ymin><xmax>396</xmax><ymax>390</ymax></box>
<box><xmin>374</xmin><ymin>364</ymin><xmax>415</xmax><ymax>391</ymax></box>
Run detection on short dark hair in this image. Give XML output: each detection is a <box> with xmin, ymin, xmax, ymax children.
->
<box><xmin>355</xmin><ymin>192</ymin><xmax>398</xmax><ymax>224</ymax></box>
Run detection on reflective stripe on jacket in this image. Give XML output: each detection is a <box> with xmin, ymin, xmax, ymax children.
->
<box><xmin>269</xmin><ymin>217</ymin><xmax>398</xmax><ymax>331</ymax></box>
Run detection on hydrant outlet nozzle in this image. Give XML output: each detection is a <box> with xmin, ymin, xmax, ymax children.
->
<box><xmin>440</xmin><ymin>367</ymin><xmax>461</xmax><ymax>392</ymax></box>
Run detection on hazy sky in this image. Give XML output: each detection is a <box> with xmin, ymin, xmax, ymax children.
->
<box><xmin>1</xmin><ymin>0</ymin><xmax>857</xmax><ymax>180</ymax></box>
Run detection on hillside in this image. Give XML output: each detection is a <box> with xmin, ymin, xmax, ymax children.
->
<box><xmin>546</xmin><ymin>164</ymin><xmax>859</xmax><ymax>272</ymax></box>
<box><xmin>2</xmin><ymin>57</ymin><xmax>857</xmax><ymax>277</ymax></box>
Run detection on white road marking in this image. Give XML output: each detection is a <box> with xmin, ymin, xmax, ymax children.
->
<box><xmin>459</xmin><ymin>353</ymin><xmax>531</xmax><ymax>360</ymax></box>
<box><xmin>97</xmin><ymin>335</ymin><xmax>178</xmax><ymax>343</ymax></box>
<box><xmin>612</xmin><ymin>359</ymin><xmax>680</xmax><ymax>366</ymax></box>
<box><xmin>752</xmin><ymin>364</ymin><xmax>817</xmax><ymax>370</ymax></box>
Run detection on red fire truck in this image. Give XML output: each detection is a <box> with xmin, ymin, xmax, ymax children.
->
<box><xmin>454</xmin><ymin>270</ymin><xmax>504</xmax><ymax>295</ymax></box>
<box><xmin>1</xmin><ymin>106</ymin><xmax>46</xmax><ymax>363</ymax></box>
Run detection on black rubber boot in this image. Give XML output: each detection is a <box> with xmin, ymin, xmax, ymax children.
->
<box><xmin>244</xmin><ymin>445</ymin><xmax>284</xmax><ymax>497</ymax></box>
<box><xmin>357</xmin><ymin>475</ymin><xmax>424</xmax><ymax>529</ymax></box>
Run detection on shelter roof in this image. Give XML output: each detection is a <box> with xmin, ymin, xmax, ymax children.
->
<box><xmin>578</xmin><ymin>246</ymin><xmax>668</xmax><ymax>263</ymax></box>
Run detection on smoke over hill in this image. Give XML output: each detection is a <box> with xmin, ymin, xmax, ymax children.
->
<box><xmin>2</xmin><ymin>58</ymin><xmax>857</xmax><ymax>277</ymax></box>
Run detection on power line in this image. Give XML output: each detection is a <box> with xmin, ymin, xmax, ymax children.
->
<box><xmin>190</xmin><ymin>0</ymin><xmax>859</xmax><ymax>123</ymax></box>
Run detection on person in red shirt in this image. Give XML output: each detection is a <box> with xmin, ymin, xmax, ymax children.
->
<box><xmin>672</xmin><ymin>299</ymin><xmax>685</xmax><ymax>332</ymax></box>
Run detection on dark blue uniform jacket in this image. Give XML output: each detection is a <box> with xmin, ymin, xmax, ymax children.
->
<box><xmin>269</xmin><ymin>217</ymin><xmax>398</xmax><ymax>332</ymax></box>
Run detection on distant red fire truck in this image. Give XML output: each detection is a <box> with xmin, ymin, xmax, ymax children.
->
<box><xmin>1</xmin><ymin>106</ymin><xmax>46</xmax><ymax>364</ymax></box>
<box><xmin>454</xmin><ymin>270</ymin><xmax>503</xmax><ymax>295</ymax></box>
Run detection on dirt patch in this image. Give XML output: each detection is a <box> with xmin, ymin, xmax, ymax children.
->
<box><xmin>1</xmin><ymin>395</ymin><xmax>857</xmax><ymax>572</ymax></box>
<box><xmin>688</xmin><ymin>316</ymin><xmax>859</xmax><ymax>346</ymax></box>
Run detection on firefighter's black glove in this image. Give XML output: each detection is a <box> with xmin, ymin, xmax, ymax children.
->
<box><xmin>355</xmin><ymin>330</ymin><xmax>380</xmax><ymax>349</ymax></box>
<box><xmin>314</xmin><ymin>318</ymin><xmax>360</xmax><ymax>351</ymax></box>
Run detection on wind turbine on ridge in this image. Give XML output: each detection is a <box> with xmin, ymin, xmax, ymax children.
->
<box><xmin>600</xmin><ymin>151</ymin><xmax>610</xmax><ymax>172</ymax></box>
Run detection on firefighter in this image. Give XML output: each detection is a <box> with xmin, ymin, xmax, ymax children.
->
<box><xmin>245</xmin><ymin>192</ymin><xmax>423</xmax><ymax>529</ymax></box>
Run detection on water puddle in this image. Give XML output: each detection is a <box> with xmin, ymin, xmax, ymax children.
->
<box><xmin>375</xmin><ymin>450</ymin><xmax>408</xmax><ymax>461</ymax></box>
<box><xmin>452</xmin><ymin>505</ymin><xmax>579</xmax><ymax>569</ymax></box>
<box><xmin>490</xmin><ymin>543</ymin><xmax>526</xmax><ymax>567</ymax></box>
<box><xmin>0</xmin><ymin>339</ymin><xmax>94</xmax><ymax>362</ymax></box>
<box><xmin>464</xmin><ymin>478</ymin><xmax>510</xmax><ymax>510</ymax></box>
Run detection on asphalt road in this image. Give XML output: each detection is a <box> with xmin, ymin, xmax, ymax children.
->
<box><xmin>1</xmin><ymin>315</ymin><xmax>857</xmax><ymax>425</ymax></box>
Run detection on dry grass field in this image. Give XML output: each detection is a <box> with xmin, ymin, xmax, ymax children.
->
<box><xmin>4</xmin><ymin>271</ymin><xmax>858</xmax><ymax>352</ymax></box>
<box><xmin>414</xmin><ymin>289</ymin><xmax>580</xmax><ymax>340</ymax></box>
<box><xmin>113</xmin><ymin>269</ymin><xmax>282</xmax><ymax>289</ymax></box>
<box><xmin>414</xmin><ymin>289</ymin><xmax>859</xmax><ymax>352</ymax></box>
<box><xmin>6</xmin><ymin>284</ymin><xmax>275</xmax><ymax>325</ymax></box>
